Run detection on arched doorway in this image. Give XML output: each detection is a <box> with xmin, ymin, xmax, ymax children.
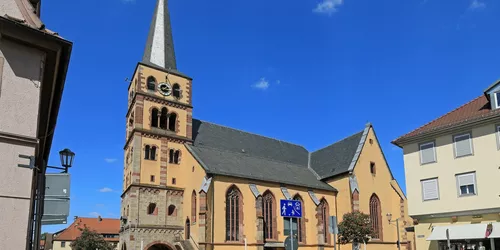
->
<box><xmin>185</xmin><ymin>218</ymin><xmax>191</xmax><ymax>240</ymax></box>
<box><xmin>147</xmin><ymin>244</ymin><xmax>173</xmax><ymax>250</ymax></box>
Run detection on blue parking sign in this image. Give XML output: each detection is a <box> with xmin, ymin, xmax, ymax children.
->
<box><xmin>280</xmin><ymin>199</ymin><xmax>302</xmax><ymax>218</ymax></box>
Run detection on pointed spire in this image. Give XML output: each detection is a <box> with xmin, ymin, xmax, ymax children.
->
<box><xmin>142</xmin><ymin>0</ymin><xmax>177</xmax><ymax>70</ymax></box>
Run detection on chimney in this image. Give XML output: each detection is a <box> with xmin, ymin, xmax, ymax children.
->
<box><xmin>98</xmin><ymin>216</ymin><xmax>102</xmax><ymax>222</ymax></box>
<box><xmin>74</xmin><ymin>216</ymin><xmax>78</xmax><ymax>221</ymax></box>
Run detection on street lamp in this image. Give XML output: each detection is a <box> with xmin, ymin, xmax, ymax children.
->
<box><xmin>48</xmin><ymin>148</ymin><xmax>75</xmax><ymax>173</ymax></box>
<box><xmin>387</xmin><ymin>213</ymin><xmax>401</xmax><ymax>250</ymax></box>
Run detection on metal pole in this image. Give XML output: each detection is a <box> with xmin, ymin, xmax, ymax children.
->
<box><xmin>396</xmin><ymin>219</ymin><xmax>401</xmax><ymax>250</ymax></box>
<box><xmin>290</xmin><ymin>217</ymin><xmax>294</xmax><ymax>250</ymax></box>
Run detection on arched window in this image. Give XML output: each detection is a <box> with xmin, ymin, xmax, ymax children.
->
<box><xmin>226</xmin><ymin>186</ymin><xmax>242</xmax><ymax>242</ymax></box>
<box><xmin>168</xmin><ymin>205</ymin><xmax>176</xmax><ymax>216</ymax></box>
<box><xmin>293</xmin><ymin>195</ymin><xmax>305</xmax><ymax>243</ymax></box>
<box><xmin>191</xmin><ymin>191</ymin><xmax>197</xmax><ymax>223</ymax></box>
<box><xmin>173</xmin><ymin>84</ymin><xmax>181</xmax><ymax>99</ymax></box>
<box><xmin>318</xmin><ymin>199</ymin><xmax>330</xmax><ymax>244</ymax></box>
<box><xmin>263</xmin><ymin>191</ymin><xmax>276</xmax><ymax>240</ymax></box>
<box><xmin>174</xmin><ymin>150</ymin><xmax>180</xmax><ymax>164</ymax></box>
<box><xmin>144</xmin><ymin>145</ymin><xmax>150</xmax><ymax>160</ymax></box>
<box><xmin>160</xmin><ymin>108</ymin><xmax>168</xmax><ymax>129</ymax></box>
<box><xmin>151</xmin><ymin>108</ymin><xmax>159</xmax><ymax>128</ymax></box>
<box><xmin>185</xmin><ymin>218</ymin><xmax>191</xmax><ymax>240</ymax></box>
<box><xmin>147</xmin><ymin>203</ymin><xmax>157</xmax><ymax>215</ymax></box>
<box><xmin>150</xmin><ymin>146</ymin><xmax>156</xmax><ymax>161</ymax></box>
<box><xmin>168</xmin><ymin>113</ymin><xmax>177</xmax><ymax>131</ymax></box>
<box><xmin>147</xmin><ymin>76</ymin><xmax>156</xmax><ymax>90</ymax></box>
<box><xmin>370</xmin><ymin>194</ymin><xmax>382</xmax><ymax>239</ymax></box>
<box><xmin>169</xmin><ymin>149</ymin><xmax>175</xmax><ymax>163</ymax></box>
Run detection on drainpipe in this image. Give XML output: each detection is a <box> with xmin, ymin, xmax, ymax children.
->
<box><xmin>335</xmin><ymin>191</ymin><xmax>339</xmax><ymax>250</ymax></box>
<box><xmin>244</xmin><ymin>237</ymin><xmax>247</xmax><ymax>250</ymax></box>
<box><xmin>211</xmin><ymin>177</ymin><xmax>215</xmax><ymax>248</ymax></box>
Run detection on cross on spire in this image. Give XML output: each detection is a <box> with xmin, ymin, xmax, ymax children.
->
<box><xmin>142</xmin><ymin>0</ymin><xmax>177</xmax><ymax>70</ymax></box>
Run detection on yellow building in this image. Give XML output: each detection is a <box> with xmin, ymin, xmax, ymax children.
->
<box><xmin>393</xmin><ymin>82</ymin><xmax>500</xmax><ymax>250</ymax></box>
<box><xmin>119</xmin><ymin>1</ymin><xmax>414</xmax><ymax>250</ymax></box>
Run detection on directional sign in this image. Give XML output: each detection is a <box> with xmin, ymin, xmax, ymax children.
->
<box><xmin>280</xmin><ymin>199</ymin><xmax>302</xmax><ymax>218</ymax></box>
<box><xmin>284</xmin><ymin>236</ymin><xmax>299</xmax><ymax>250</ymax></box>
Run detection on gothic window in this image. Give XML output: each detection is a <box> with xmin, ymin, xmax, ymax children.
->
<box><xmin>147</xmin><ymin>203</ymin><xmax>157</xmax><ymax>215</ymax></box>
<box><xmin>370</xmin><ymin>194</ymin><xmax>382</xmax><ymax>239</ymax></box>
<box><xmin>144</xmin><ymin>145</ymin><xmax>150</xmax><ymax>160</ymax></box>
<box><xmin>174</xmin><ymin>150</ymin><xmax>180</xmax><ymax>164</ymax></box>
<box><xmin>191</xmin><ymin>191</ymin><xmax>197</xmax><ymax>223</ymax></box>
<box><xmin>173</xmin><ymin>83</ymin><xmax>181</xmax><ymax>99</ymax></box>
<box><xmin>226</xmin><ymin>186</ymin><xmax>242</xmax><ymax>242</ymax></box>
<box><xmin>168</xmin><ymin>205</ymin><xmax>176</xmax><ymax>216</ymax></box>
<box><xmin>150</xmin><ymin>146</ymin><xmax>157</xmax><ymax>160</ymax></box>
<box><xmin>169</xmin><ymin>149</ymin><xmax>175</xmax><ymax>163</ymax></box>
<box><xmin>168</xmin><ymin>113</ymin><xmax>177</xmax><ymax>131</ymax></box>
<box><xmin>293</xmin><ymin>195</ymin><xmax>305</xmax><ymax>243</ymax></box>
<box><xmin>160</xmin><ymin>108</ymin><xmax>168</xmax><ymax>129</ymax></box>
<box><xmin>263</xmin><ymin>191</ymin><xmax>276</xmax><ymax>240</ymax></box>
<box><xmin>151</xmin><ymin>108</ymin><xmax>159</xmax><ymax>128</ymax></box>
<box><xmin>319</xmin><ymin>199</ymin><xmax>330</xmax><ymax>244</ymax></box>
<box><xmin>147</xmin><ymin>76</ymin><xmax>156</xmax><ymax>90</ymax></box>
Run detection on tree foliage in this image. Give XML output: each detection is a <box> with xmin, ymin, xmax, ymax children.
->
<box><xmin>338</xmin><ymin>211</ymin><xmax>374</xmax><ymax>245</ymax></box>
<box><xmin>70</xmin><ymin>227</ymin><xmax>114</xmax><ymax>250</ymax></box>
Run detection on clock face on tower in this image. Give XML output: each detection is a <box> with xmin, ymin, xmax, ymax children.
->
<box><xmin>158</xmin><ymin>82</ymin><xmax>172</xmax><ymax>96</ymax></box>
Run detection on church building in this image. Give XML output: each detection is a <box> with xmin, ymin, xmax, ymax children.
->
<box><xmin>119</xmin><ymin>1</ymin><xmax>415</xmax><ymax>250</ymax></box>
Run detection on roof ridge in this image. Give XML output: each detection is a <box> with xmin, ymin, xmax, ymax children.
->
<box><xmin>193</xmin><ymin>144</ymin><xmax>308</xmax><ymax>168</ymax></box>
<box><xmin>393</xmin><ymin>95</ymin><xmax>483</xmax><ymax>143</ymax></box>
<box><xmin>194</xmin><ymin>119</ymin><xmax>307</xmax><ymax>150</ymax></box>
<box><xmin>312</xmin><ymin>129</ymin><xmax>365</xmax><ymax>153</ymax></box>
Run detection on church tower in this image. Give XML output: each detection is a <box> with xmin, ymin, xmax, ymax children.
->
<box><xmin>120</xmin><ymin>0</ymin><xmax>194</xmax><ymax>249</ymax></box>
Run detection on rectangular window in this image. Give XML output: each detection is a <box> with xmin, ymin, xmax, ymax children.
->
<box><xmin>172</xmin><ymin>178</ymin><xmax>176</xmax><ymax>185</ymax></box>
<box><xmin>456</xmin><ymin>172</ymin><xmax>477</xmax><ymax>196</ymax></box>
<box><xmin>421</xmin><ymin>178</ymin><xmax>439</xmax><ymax>201</ymax></box>
<box><xmin>419</xmin><ymin>142</ymin><xmax>436</xmax><ymax>165</ymax></box>
<box><xmin>496</xmin><ymin>92</ymin><xmax>500</xmax><ymax>108</ymax></box>
<box><xmin>150</xmin><ymin>175</ymin><xmax>155</xmax><ymax>182</ymax></box>
<box><xmin>453</xmin><ymin>133</ymin><xmax>473</xmax><ymax>158</ymax></box>
<box><xmin>61</xmin><ymin>242</ymin><xmax>66</xmax><ymax>248</ymax></box>
<box><xmin>370</xmin><ymin>162</ymin><xmax>376</xmax><ymax>175</ymax></box>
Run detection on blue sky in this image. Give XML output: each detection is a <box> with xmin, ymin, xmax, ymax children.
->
<box><xmin>42</xmin><ymin>0</ymin><xmax>500</xmax><ymax>232</ymax></box>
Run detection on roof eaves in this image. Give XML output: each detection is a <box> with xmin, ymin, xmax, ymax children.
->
<box><xmin>483</xmin><ymin>79</ymin><xmax>500</xmax><ymax>95</ymax></box>
<box><xmin>307</xmin><ymin>152</ymin><xmax>321</xmax><ymax>180</ymax></box>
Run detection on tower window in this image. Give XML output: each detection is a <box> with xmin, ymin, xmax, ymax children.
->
<box><xmin>174</xmin><ymin>150</ymin><xmax>180</xmax><ymax>164</ymax></box>
<box><xmin>168</xmin><ymin>113</ymin><xmax>177</xmax><ymax>131</ymax></box>
<box><xmin>151</xmin><ymin>108</ymin><xmax>159</xmax><ymax>128</ymax></box>
<box><xmin>173</xmin><ymin>84</ymin><xmax>181</xmax><ymax>99</ymax></box>
<box><xmin>151</xmin><ymin>146</ymin><xmax>157</xmax><ymax>160</ymax></box>
<box><xmin>147</xmin><ymin>76</ymin><xmax>156</xmax><ymax>91</ymax></box>
<box><xmin>169</xmin><ymin>149</ymin><xmax>175</xmax><ymax>163</ymax></box>
<box><xmin>147</xmin><ymin>203</ymin><xmax>157</xmax><ymax>215</ymax></box>
<box><xmin>160</xmin><ymin>108</ymin><xmax>168</xmax><ymax>129</ymax></box>
<box><xmin>150</xmin><ymin>175</ymin><xmax>155</xmax><ymax>182</ymax></box>
<box><xmin>144</xmin><ymin>145</ymin><xmax>151</xmax><ymax>160</ymax></box>
<box><xmin>168</xmin><ymin>205</ymin><xmax>176</xmax><ymax>216</ymax></box>
<box><xmin>172</xmin><ymin>178</ymin><xmax>176</xmax><ymax>185</ymax></box>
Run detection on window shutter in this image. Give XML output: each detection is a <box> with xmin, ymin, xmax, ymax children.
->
<box><xmin>457</xmin><ymin>173</ymin><xmax>474</xmax><ymax>186</ymax></box>
<box><xmin>455</xmin><ymin>134</ymin><xmax>472</xmax><ymax>157</ymax></box>
<box><xmin>420</xmin><ymin>143</ymin><xmax>436</xmax><ymax>164</ymax></box>
<box><xmin>421</xmin><ymin>179</ymin><xmax>439</xmax><ymax>200</ymax></box>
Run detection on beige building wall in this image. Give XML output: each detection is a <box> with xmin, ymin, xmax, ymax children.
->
<box><xmin>212</xmin><ymin>175</ymin><xmax>337</xmax><ymax>250</ymax></box>
<box><xmin>0</xmin><ymin>34</ymin><xmax>46</xmax><ymax>250</ymax></box>
<box><xmin>403</xmin><ymin>123</ymin><xmax>500</xmax><ymax>216</ymax></box>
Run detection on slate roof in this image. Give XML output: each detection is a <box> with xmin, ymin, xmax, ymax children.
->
<box><xmin>310</xmin><ymin>131</ymin><xmax>364</xmax><ymax>179</ymax></box>
<box><xmin>188</xmin><ymin>119</ymin><xmax>368</xmax><ymax>191</ymax></box>
<box><xmin>392</xmin><ymin>95</ymin><xmax>500</xmax><ymax>146</ymax></box>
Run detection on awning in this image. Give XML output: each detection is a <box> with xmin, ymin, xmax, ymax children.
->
<box><xmin>427</xmin><ymin>224</ymin><xmax>488</xmax><ymax>241</ymax></box>
<box><xmin>487</xmin><ymin>223</ymin><xmax>500</xmax><ymax>238</ymax></box>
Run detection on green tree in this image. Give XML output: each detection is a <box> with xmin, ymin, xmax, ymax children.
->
<box><xmin>70</xmin><ymin>227</ymin><xmax>114</xmax><ymax>250</ymax></box>
<box><xmin>338</xmin><ymin>211</ymin><xmax>374</xmax><ymax>250</ymax></box>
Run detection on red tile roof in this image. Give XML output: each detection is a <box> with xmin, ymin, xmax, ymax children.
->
<box><xmin>393</xmin><ymin>95</ymin><xmax>500</xmax><ymax>145</ymax></box>
<box><xmin>54</xmin><ymin>217</ymin><xmax>120</xmax><ymax>241</ymax></box>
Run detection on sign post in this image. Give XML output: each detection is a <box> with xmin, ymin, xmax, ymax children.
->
<box><xmin>280</xmin><ymin>199</ymin><xmax>302</xmax><ymax>250</ymax></box>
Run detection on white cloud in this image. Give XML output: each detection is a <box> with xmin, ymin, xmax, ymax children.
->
<box><xmin>252</xmin><ymin>78</ymin><xmax>270</xmax><ymax>90</ymax></box>
<box><xmin>104</xmin><ymin>158</ymin><xmax>117</xmax><ymax>163</ymax></box>
<box><xmin>99</xmin><ymin>187</ymin><xmax>114</xmax><ymax>193</ymax></box>
<box><xmin>276</xmin><ymin>80</ymin><xmax>281</xmax><ymax>85</ymax></box>
<box><xmin>313</xmin><ymin>0</ymin><xmax>344</xmax><ymax>15</ymax></box>
<box><xmin>469</xmin><ymin>0</ymin><xmax>485</xmax><ymax>10</ymax></box>
<box><xmin>89</xmin><ymin>212</ymin><xmax>100</xmax><ymax>217</ymax></box>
